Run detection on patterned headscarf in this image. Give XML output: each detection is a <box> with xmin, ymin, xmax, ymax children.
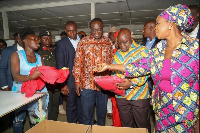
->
<box><xmin>159</xmin><ymin>4</ymin><xmax>194</xmax><ymax>31</ymax></box>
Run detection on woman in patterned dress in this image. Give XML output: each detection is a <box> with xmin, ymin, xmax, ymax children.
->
<box><xmin>97</xmin><ymin>4</ymin><xmax>199</xmax><ymax>133</ymax></box>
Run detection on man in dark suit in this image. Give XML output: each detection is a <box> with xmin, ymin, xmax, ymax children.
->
<box><xmin>141</xmin><ymin>20</ymin><xmax>160</xmax><ymax>52</ymax></box>
<box><xmin>55</xmin><ymin>21</ymin><xmax>82</xmax><ymax>123</ymax></box>
<box><xmin>0</xmin><ymin>33</ymin><xmax>23</xmax><ymax>91</ymax></box>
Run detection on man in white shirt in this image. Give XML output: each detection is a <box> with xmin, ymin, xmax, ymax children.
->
<box><xmin>0</xmin><ymin>33</ymin><xmax>23</xmax><ymax>91</ymax></box>
<box><xmin>186</xmin><ymin>5</ymin><xmax>199</xmax><ymax>39</ymax></box>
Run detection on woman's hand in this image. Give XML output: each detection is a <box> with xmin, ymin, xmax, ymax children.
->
<box><xmin>117</xmin><ymin>78</ymin><xmax>132</xmax><ymax>90</ymax></box>
<box><xmin>29</xmin><ymin>65</ymin><xmax>41</xmax><ymax>80</ymax></box>
<box><xmin>96</xmin><ymin>63</ymin><xmax>109</xmax><ymax>72</ymax></box>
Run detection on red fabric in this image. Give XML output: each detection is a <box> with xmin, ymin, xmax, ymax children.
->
<box><xmin>21</xmin><ymin>66</ymin><xmax>69</xmax><ymax>97</ymax></box>
<box><xmin>113</xmin><ymin>48</ymin><xmax>117</xmax><ymax>54</ymax></box>
<box><xmin>111</xmin><ymin>97</ymin><xmax>122</xmax><ymax>127</ymax></box>
<box><xmin>114</xmin><ymin>30</ymin><xmax>120</xmax><ymax>38</ymax></box>
<box><xmin>94</xmin><ymin>76</ymin><xmax>125</xmax><ymax>96</ymax></box>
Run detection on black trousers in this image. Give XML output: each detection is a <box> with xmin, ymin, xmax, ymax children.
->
<box><xmin>46</xmin><ymin>83</ymin><xmax>60</xmax><ymax>121</ymax></box>
<box><xmin>116</xmin><ymin>98</ymin><xmax>151</xmax><ymax>133</ymax></box>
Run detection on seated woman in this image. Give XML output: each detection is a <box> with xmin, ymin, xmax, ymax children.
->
<box><xmin>97</xmin><ymin>4</ymin><xmax>199</xmax><ymax>133</ymax></box>
<box><xmin>11</xmin><ymin>27</ymin><xmax>48</xmax><ymax>133</ymax></box>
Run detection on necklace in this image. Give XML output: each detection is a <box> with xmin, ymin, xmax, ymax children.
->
<box><xmin>168</xmin><ymin>40</ymin><xmax>181</xmax><ymax>48</ymax></box>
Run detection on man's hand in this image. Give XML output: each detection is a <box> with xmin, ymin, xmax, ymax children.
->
<box><xmin>96</xmin><ymin>63</ymin><xmax>109</xmax><ymax>72</ymax></box>
<box><xmin>2</xmin><ymin>87</ymin><xmax>11</xmax><ymax>91</ymax></box>
<box><xmin>61</xmin><ymin>85</ymin><xmax>69</xmax><ymax>95</ymax></box>
<box><xmin>75</xmin><ymin>83</ymin><xmax>82</xmax><ymax>96</ymax></box>
<box><xmin>117</xmin><ymin>78</ymin><xmax>131</xmax><ymax>90</ymax></box>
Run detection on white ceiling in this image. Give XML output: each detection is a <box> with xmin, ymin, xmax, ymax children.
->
<box><xmin>0</xmin><ymin>0</ymin><xmax>199</xmax><ymax>37</ymax></box>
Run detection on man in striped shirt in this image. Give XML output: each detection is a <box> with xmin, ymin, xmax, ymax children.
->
<box><xmin>113</xmin><ymin>28</ymin><xmax>151</xmax><ymax>132</ymax></box>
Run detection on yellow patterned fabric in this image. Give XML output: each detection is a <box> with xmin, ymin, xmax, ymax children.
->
<box><xmin>113</xmin><ymin>42</ymin><xmax>150</xmax><ymax>100</ymax></box>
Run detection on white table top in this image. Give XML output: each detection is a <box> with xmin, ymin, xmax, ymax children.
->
<box><xmin>0</xmin><ymin>91</ymin><xmax>46</xmax><ymax>117</ymax></box>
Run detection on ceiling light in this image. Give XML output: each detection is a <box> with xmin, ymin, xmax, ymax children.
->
<box><xmin>78</xmin><ymin>15</ymin><xmax>87</xmax><ymax>17</ymax></box>
<box><xmin>139</xmin><ymin>10</ymin><xmax>154</xmax><ymax>12</ymax></box>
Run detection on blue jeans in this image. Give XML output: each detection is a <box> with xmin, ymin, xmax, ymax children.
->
<box><xmin>13</xmin><ymin>100</ymin><xmax>38</xmax><ymax>133</ymax></box>
<box><xmin>13</xmin><ymin>89</ymin><xmax>48</xmax><ymax>133</ymax></box>
<box><xmin>80</xmin><ymin>88</ymin><xmax>108</xmax><ymax>126</ymax></box>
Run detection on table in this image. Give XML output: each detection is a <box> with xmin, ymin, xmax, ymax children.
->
<box><xmin>0</xmin><ymin>91</ymin><xmax>46</xmax><ymax>120</ymax></box>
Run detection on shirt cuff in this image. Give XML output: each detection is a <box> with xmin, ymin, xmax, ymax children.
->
<box><xmin>1</xmin><ymin>85</ymin><xmax>9</xmax><ymax>89</ymax></box>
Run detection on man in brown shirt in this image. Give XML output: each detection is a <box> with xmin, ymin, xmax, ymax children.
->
<box><xmin>73</xmin><ymin>18</ymin><xmax>113</xmax><ymax>125</ymax></box>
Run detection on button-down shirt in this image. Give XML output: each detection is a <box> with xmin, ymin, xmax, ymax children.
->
<box><xmin>113</xmin><ymin>43</ymin><xmax>150</xmax><ymax>100</ymax></box>
<box><xmin>146</xmin><ymin>37</ymin><xmax>157</xmax><ymax>50</ymax></box>
<box><xmin>17</xmin><ymin>43</ymin><xmax>24</xmax><ymax>51</ymax></box>
<box><xmin>73</xmin><ymin>34</ymin><xmax>113</xmax><ymax>90</ymax></box>
<box><xmin>68</xmin><ymin>35</ymin><xmax>80</xmax><ymax>50</ymax></box>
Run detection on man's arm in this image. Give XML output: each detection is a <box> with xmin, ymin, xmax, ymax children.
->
<box><xmin>72</xmin><ymin>41</ymin><xmax>83</xmax><ymax>96</ymax></box>
<box><xmin>55</xmin><ymin>41</ymin><xmax>70</xmax><ymax>95</ymax></box>
<box><xmin>72</xmin><ymin>41</ymin><xmax>82</xmax><ymax>84</ymax></box>
<box><xmin>0</xmin><ymin>48</ymin><xmax>10</xmax><ymax>90</ymax></box>
<box><xmin>55</xmin><ymin>42</ymin><xmax>65</xmax><ymax>69</ymax></box>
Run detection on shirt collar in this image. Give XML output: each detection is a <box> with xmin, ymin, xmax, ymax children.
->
<box><xmin>147</xmin><ymin>36</ymin><xmax>157</xmax><ymax>42</ymax></box>
<box><xmin>88</xmin><ymin>34</ymin><xmax>105</xmax><ymax>42</ymax></box>
<box><xmin>17</xmin><ymin>43</ymin><xmax>23</xmax><ymax>51</ymax></box>
<box><xmin>68</xmin><ymin>35</ymin><xmax>80</xmax><ymax>41</ymax></box>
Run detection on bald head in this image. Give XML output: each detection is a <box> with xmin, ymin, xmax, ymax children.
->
<box><xmin>143</xmin><ymin>20</ymin><xmax>156</xmax><ymax>40</ymax></box>
<box><xmin>117</xmin><ymin>28</ymin><xmax>132</xmax><ymax>52</ymax></box>
<box><xmin>118</xmin><ymin>28</ymin><xmax>131</xmax><ymax>39</ymax></box>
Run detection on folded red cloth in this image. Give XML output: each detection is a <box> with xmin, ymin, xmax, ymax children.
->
<box><xmin>94</xmin><ymin>76</ymin><xmax>125</xmax><ymax>96</ymax></box>
<box><xmin>21</xmin><ymin>66</ymin><xmax>69</xmax><ymax>97</ymax></box>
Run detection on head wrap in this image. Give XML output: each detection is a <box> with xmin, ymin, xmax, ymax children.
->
<box><xmin>114</xmin><ymin>30</ymin><xmax>120</xmax><ymax>38</ymax></box>
<box><xmin>159</xmin><ymin>4</ymin><xmax>194</xmax><ymax>31</ymax></box>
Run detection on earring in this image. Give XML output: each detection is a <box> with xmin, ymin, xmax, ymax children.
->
<box><xmin>169</xmin><ymin>26</ymin><xmax>171</xmax><ymax>30</ymax></box>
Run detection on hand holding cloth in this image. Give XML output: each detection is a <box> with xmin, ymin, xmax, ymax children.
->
<box><xmin>21</xmin><ymin>66</ymin><xmax>69</xmax><ymax>97</ymax></box>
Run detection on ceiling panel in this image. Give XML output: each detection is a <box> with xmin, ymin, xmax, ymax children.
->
<box><xmin>96</xmin><ymin>2</ymin><xmax>128</xmax><ymax>14</ymax></box>
<box><xmin>46</xmin><ymin>3</ymin><xmax>91</xmax><ymax>17</ymax></box>
<box><xmin>7</xmin><ymin>12</ymin><xmax>30</xmax><ymax>21</ymax></box>
<box><xmin>64</xmin><ymin>15</ymin><xmax>91</xmax><ymax>22</ymax></box>
<box><xmin>0</xmin><ymin>0</ymin><xmax>43</xmax><ymax>8</ymax></box>
<box><xmin>14</xmin><ymin>9</ymin><xmax>56</xmax><ymax>19</ymax></box>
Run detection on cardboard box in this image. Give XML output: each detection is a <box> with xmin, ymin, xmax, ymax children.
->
<box><xmin>26</xmin><ymin>120</ymin><xmax>91</xmax><ymax>133</ymax></box>
<box><xmin>92</xmin><ymin>125</ymin><xmax>148</xmax><ymax>133</ymax></box>
<box><xmin>26</xmin><ymin>120</ymin><xmax>148</xmax><ymax>133</ymax></box>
